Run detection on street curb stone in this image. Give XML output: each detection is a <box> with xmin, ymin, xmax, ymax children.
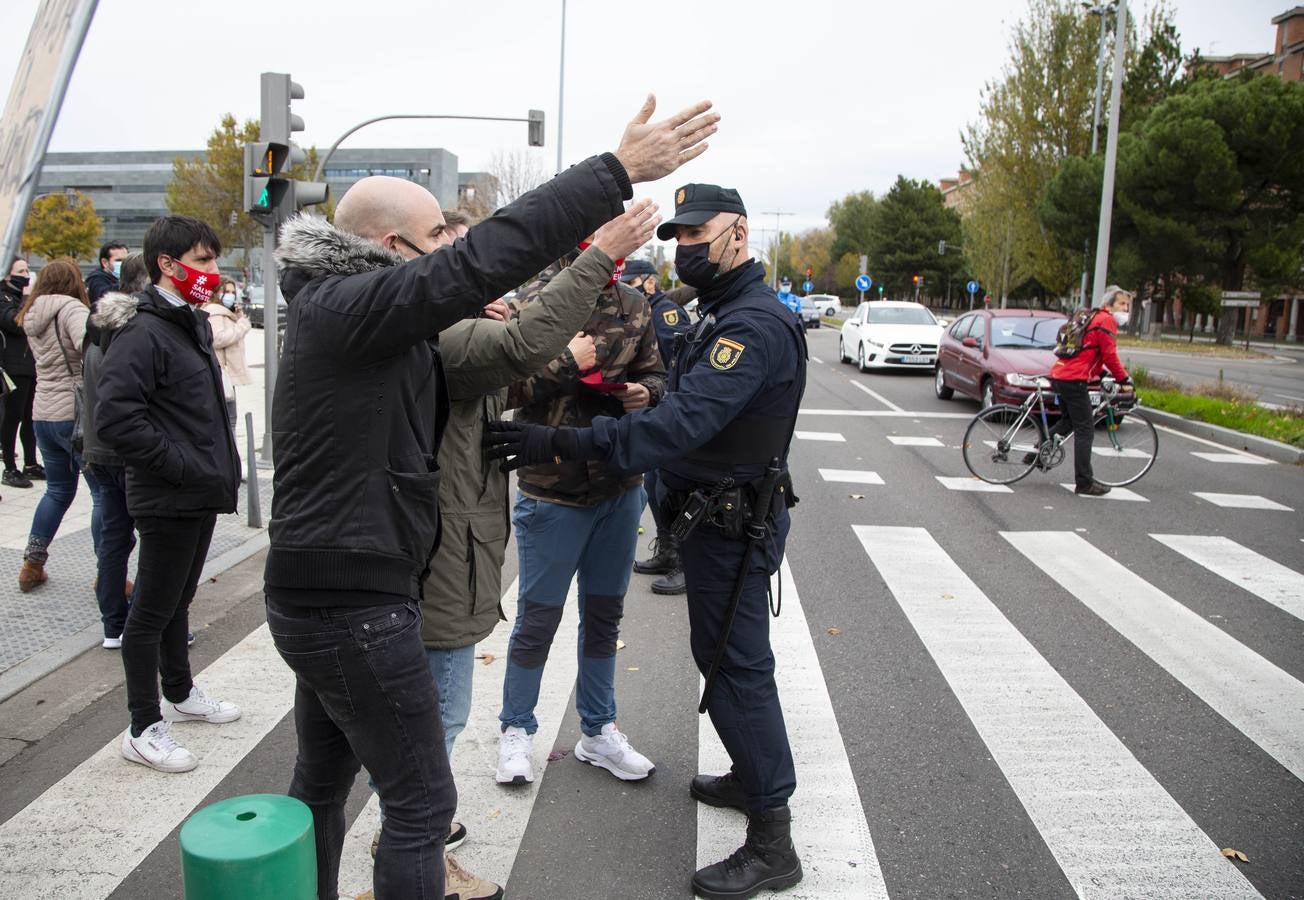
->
<box><xmin>1142</xmin><ymin>405</ymin><xmax>1304</xmax><ymax>465</ymax></box>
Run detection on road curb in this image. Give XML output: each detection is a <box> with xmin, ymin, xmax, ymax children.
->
<box><xmin>0</xmin><ymin>531</ymin><xmax>270</xmax><ymax>705</ymax></box>
<box><xmin>1141</xmin><ymin>406</ymin><xmax>1304</xmax><ymax>465</ymax></box>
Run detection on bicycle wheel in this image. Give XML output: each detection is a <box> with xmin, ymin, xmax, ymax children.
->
<box><xmin>962</xmin><ymin>404</ymin><xmax>1045</xmax><ymax>484</ymax></box>
<box><xmin>1090</xmin><ymin>408</ymin><xmax>1158</xmax><ymax>486</ymax></box>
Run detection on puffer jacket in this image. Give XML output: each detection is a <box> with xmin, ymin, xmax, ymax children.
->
<box><xmin>201</xmin><ymin>302</ymin><xmax>254</xmax><ymax>387</ymax></box>
<box><xmin>0</xmin><ymin>281</ymin><xmax>35</xmax><ymax>378</ymax></box>
<box><xmin>422</xmin><ymin>245</ymin><xmax>616</xmax><ymax>649</ymax></box>
<box><xmin>22</xmin><ymin>293</ymin><xmax>89</xmax><ymax>422</ymax></box>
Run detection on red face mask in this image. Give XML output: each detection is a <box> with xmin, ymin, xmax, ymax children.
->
<box><xmin>167</xmin><ymin>258</ymin><xmax>221</xmax><ymax>306</ymax></box>
<box><xmin>578</xmin><ymin>241</ymin><xmax>624</xmax><ymax>286</ymax></box>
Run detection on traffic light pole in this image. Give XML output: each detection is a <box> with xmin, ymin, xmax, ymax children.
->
<box><xmin>261</xmin><ymin>214</ymin><xmax>278</xmax><ymax>463</ymax></box>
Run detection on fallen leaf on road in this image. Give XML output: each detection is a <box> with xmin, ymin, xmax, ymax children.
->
<box><xmin>488</xmin><ymin>808</ymin><xmax>502</xmax><ymax>820</ymax></box>
<box><xmin>849</xmin><ymin>493</ymin><xmax>865</xmax><ymax>500</ymax></box>
<box><xmin>547</xmin><ymin>749</ymin><xmax>570</xmax><ymax>761</ymax></box>
<box><xmin>627</xmin><ymin>666</ymin><xmax>640</xmax><ymax>672</ymax></box>
<box><xmin>1221</xmin><ymin>848</ymin><xmax>1249</xmax><ymax>863</ymax></box>
<box><xmin>616</xmin><ymin>639</ymin><xmax>626</xmax><ymax>651</ymax></box>
<box><xmin>941</xmin><ymin>593</ymin><xmax>955</xmax><ymax>601</ymax></box>
<box><xmin>827</xmin><ymin>627</ymin><xmax>842</xmax><ymax>636</ymax></box>
<box><xmin>477</xmin><ymin>654</ymin><xmax>496</xmax><ymax>666</ymax></box>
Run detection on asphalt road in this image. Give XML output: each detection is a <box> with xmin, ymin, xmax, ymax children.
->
<box><xmin>1</xmin><ymin>324</ymin><xmax>1301</xmax><ymax>899</ymax></box>
<box><xmin>1117</xmin><ymin>342</ymin><xmax>1304</xmax><ymax>407</ymax></box>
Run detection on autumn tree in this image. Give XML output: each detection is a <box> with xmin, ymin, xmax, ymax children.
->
<box><xmin>22</xmin><ymin>190</ymin><xmax>102</xmax><ymax>260</ymax></box>
<box><xmin>866</xmin><ymin>177</ymin><xmax>962</xmax><ymax>302</ymax></box>
<box><xmin>827</xmin><ymin>191</ymin><xmax>877</xmax><ymax>263</ymax></box>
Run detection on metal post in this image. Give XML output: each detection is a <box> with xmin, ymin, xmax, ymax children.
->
<box><xmin>1000</xmin><ymin>217</ymin><xmax>1012</xmax><ymax>309</ymax></box>
<box><xmin>1287</xmin><ymin>296</ymin><xmax>1299</xmax><ymax>342</ymax></box>
<box><xmin>245</xmin><ymin>412</ymin><xmax>262</xmax><ymax>529</ymax></box>
<box><xmin>761</xmin><ymin>211</ymin><xmax>794</xmax><ymax>289</ymax></box>
<box><xmin>1090</xmin><ymin>0</ymin><xmax>1127</xmax><ymax>307</ymax></box>
<box><xmin>1080</xmin><ymin>3</ymin><xmax>1112</xmax><ymax>306</ymax></box>
<box><xmin>556</xmin><ymin>0</ymin><xmax>567</xmax><ymax>173</ymax></box>
<box><xmin>261</xmin><ymin>219</ymin><xmax>278</xmax><ymax>461</ymax></box>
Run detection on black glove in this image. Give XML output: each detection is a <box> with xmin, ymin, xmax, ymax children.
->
<box><xmin>1119</xmin><ymin>376</ymin><xmax>1133</xmax><ymax>387</ymax></box>
<box><xmin>483</xmin><ymin>420</ymin><xmax>581</xmax><ymax>472</ymax></box>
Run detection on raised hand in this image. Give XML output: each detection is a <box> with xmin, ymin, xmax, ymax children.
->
<box><xmin>615</xmin><ymin>95</ymin><xmax>719</xmax><ymax>184</ymax></box>
<box><xmin>593</xmin><ymin>198</ymin><xmax>661</xmax><ymax>260</ymax></box>
<box><xmin>567</xmin><ymin>332</ymin><xmax>597</xmax><ymax>370</ymax></box>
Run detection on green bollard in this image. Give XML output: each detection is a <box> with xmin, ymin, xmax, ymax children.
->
<box><xmin>180</xmin><ymin>794</ymin><xmax>316</xmax><ymax>900</ymax></box>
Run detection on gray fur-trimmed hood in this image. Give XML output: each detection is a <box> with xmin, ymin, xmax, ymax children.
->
<box><xmin>90</xmin><ymin>292</ymin><xmax>140</xmax><ymax>331</ymax></box>
<box><xmin>275</xmin><ymin>213</ymin><xmax>404</xmax><ymax>279</ymax></box>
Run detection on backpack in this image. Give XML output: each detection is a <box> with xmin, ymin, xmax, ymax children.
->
<box><xmin>1054</xmin><ymin>308</ymin><xmax>1108</xmax><ymax>359</ymax></box>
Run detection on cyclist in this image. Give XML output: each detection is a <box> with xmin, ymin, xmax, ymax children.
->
<box><xmin>1043</xmin><ymin>286</ymin><xmax>1133</xmax><ymax>496</ymax></box>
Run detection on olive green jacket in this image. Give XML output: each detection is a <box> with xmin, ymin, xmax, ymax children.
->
<box><xmin>420</xmin><ymin>245</ymin><xmax>616</xmax><ymax>649</ymax></box>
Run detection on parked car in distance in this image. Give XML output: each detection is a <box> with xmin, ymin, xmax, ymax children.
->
<box><xmin>934</xmin><ymin>309</ymin><xmax>1071</xmax><ymax>408</ymax></box>
<box><xmin>838</xmin><ymin>301</ymin><xmax>943</xmax><ymax>371</ymax></box>
<box><xmin>797</xmin><ymin>295</ymin><xmax>822</xmax><ymax>328</ymax></box>
<box><xmin>805</xmin><ymin>293</ymin><xmax>841</xmax><ymax>318</ymax></box>
<box><xmin>245</xmin><ymin>286</ymin><xmax>287</xmax><ymax>330</ymax></box>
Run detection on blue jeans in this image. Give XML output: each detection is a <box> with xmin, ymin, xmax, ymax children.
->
<box><xmin>500</xmin><ymin>487</ymin><xmax>644</xmax><ymax>737</ymax></box>
<box><xmin>428</xmin><ymin>645</ymin><xmax>475</xmax><ymax>759</ymax></box>
<box><xmin>29</xmin><ymin>420</ymin><xmax>100</xmax><ymax>558</ymax></box>
<box><xmin>267</xmin><ymin>598</ymin><xmax>454</xmax><ymax>900</ymax></box>
<box><xmin>88</xmin><ymin>463</ymin><xmax>135</xmax><ymax>639</ymax></box>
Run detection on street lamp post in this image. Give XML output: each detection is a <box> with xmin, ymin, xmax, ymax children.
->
<box><xmin>1079</xmin><ymin>1</ymin><xmax>1116</xmax><ymax>306</ymax></box>
<box><xmin>557</xmin><ymin>0</ymin><xmax>567</xmax><ymax>173</ymax></box>
<box><xmin>761</xmin><ymin>210</ymin><xmax>795</xmax><ymax>289</ymax></box>
<box><xmin>1090</xmin><ymin>0</ymin><xmax>1128</xmax><ymax>308</ymax></box>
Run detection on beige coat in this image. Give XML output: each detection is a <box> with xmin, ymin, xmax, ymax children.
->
<box><xmin>202</xmin><ymin>303</ymin><xmax>253</xmax><ymax>387</ymax></box>
<box><xmin>22</xmin><ymin>293</ymin><xmax>89</xmax><ymax>422</ymax></box>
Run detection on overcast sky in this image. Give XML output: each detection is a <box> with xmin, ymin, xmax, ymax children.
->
<box><xmin>0</xmin><ymin>0</ymin><xmax>1284</xmax><ymax>240</ymax></box>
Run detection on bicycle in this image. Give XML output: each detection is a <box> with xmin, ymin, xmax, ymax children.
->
<box><xmin>961</xmin><ymin>376</ymin><xmax>1158</xmax><ymax>487</ymax></box>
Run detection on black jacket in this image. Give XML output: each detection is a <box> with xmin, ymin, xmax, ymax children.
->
<box><xmin>0</xmin><ymin>281</ymin><xmax>35</xmax><ymax>378</ymax></box>
<box><xmin>93</xmin><ymin>287</ymin><xmax>240</xmax><ymax>517</ymax></box>
<box><xmin>85</xmin><ymin>269</ymin><xmax>119</xmax><ymax>305</ymax></box>
<box><xmin>265</xmin><ymin>152</ymin><xmax>631</xmax><ymax>604</ymax></box>
<box><xmin>81</xmin><ymin>299</ymin><xmax>124</xmax><ymax>467</ymax></box>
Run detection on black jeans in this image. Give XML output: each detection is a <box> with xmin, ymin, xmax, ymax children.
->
<box><xmin>121</xmin><ymin>514</ymin><xmax>215</xmax><ymax>734</ymax></box>
<box><xmin>1050</xmin><ymin>378</ymin><xmax>1095</xmax><ymax>489</ymax></box>
<box><xmin>2</xmin><ymin>374</ymin><xmax>36</xmax><ymax>470</ymax></box>
<box><xmin>88</xmin><ymin>463</ymin><xmax>135</xmax><ymax>639</ymax></box>
<box><xmin>645</xmin><ymin>468</ymin><xmax>668</xmax><ymax>536</ymax></box>
<box><xmin>266</xmin><ymin>598</ymin><xmax>455</xmax><ymax>900</ymax></box>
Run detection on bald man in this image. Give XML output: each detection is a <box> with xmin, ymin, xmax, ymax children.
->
<box><xmin>266</xmin><ymin>96</ymin><xmax>718</xmax><ymax>900</ymax></box>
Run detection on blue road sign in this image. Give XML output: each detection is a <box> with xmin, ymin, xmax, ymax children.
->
<box><xmin>855</xmin><ymin>274</ymin><xmax>872</xmax><ymax>292</ymax></box>
<box><xmin>803</xmin><ymin>280</ymin><xmax>814</xmax><ymax>293</ymax></box>
<box><xmin>967</xmin><ymin>280</ymin><xmax>980</xmax><ymax>294</ymax></box>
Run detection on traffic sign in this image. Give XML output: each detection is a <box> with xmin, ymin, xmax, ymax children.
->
<box><xmin>855</xmin><ymin>274</ymin><xmax>872</xmax><ymax>292</ymax></box>
<box><xmin>803</xmin><ymin>280</ymin><xmax>814</xmax><ymax>293</ymax></box>
<box><xmin>966</xmin><ymin>280</ymin><xmax>979</xmax><ymax>294</ymax></box>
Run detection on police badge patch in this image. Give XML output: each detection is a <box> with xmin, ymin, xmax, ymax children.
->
<box><xmin>662</xmin><ymin>309</ymin><xmax>680</xmax><ymax>326</ymax></box>
<box><xmin>676</xmin><ymin>188</ymin><xmax>687</xmax><ymax>205</ymax></box>
<box><xmin>710</xmin><ymin>337</ymin><xmax>745</xmax><ymax>370</ymax></box>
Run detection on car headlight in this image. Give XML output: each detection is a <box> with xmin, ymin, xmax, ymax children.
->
<box><xmin>1005</xmin><ymin>373</ymin><xmax>1044</xmax><ymax>388</ymax></box>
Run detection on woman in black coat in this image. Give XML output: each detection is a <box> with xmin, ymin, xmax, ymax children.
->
<box><xmin>0</xmin><ymin>257</ymin><xmax>43</xmax><ymax>487</ymax></box>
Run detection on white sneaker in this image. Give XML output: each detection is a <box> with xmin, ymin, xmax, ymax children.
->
<box><xmin>574</xmin><ymin>722</ymin><xmax>655</xmax><ymax>781</ymax></box>
<box><xmin>101</xmin><ymin>636</ymin><xmax>122</xmax><ymax>649</ymax></box>
<box><xmin>121</xmin><ymin>721</ymin><xmax>197</xmax><ymax>773</ymax></box>
<box><xmin>162</xmin><ymin>684</ymin><xmax>242</xmax><ymax>724</ymax></box>
<box><xmin>496</xmin><ymin>726</ymin><xmax>534</xmax><ymax>785</ymax></box>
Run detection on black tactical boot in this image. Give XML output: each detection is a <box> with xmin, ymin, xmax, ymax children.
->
<box><xmin>690</xmin><ymin>771</ymin><xmax>747</xmax><ymax>811</ymax></box>
<box><xmin>633</xmin><ymin>535</ymin><xmax>679</xmax><ymax>575</ymax></box>
<box><xmin>651</xmin><ymin>565</ymin><xmax>686</xmax><ymax>595</ymax></box>
<box><xmin>692</xmin><ymin>806</ymin><xmax>803</xmax><ymax>900</ymax></box>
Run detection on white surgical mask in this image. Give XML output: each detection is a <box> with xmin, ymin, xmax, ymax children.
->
<box><xmin>1113</xmin><ymin>310</ymin><xmax>1129</xmax><ymax>327</ymax></box>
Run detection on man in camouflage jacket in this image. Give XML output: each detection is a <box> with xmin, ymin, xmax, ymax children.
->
<box><xmin>494</xmin><ymin>250</ymin><xmax>666</xmax><ymax>787</ymax></box>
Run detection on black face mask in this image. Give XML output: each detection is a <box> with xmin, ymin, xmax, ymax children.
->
<box><xmin>8</xmin><ymin>274</ymin><xmax>28</xmax><ymax>290</ymax></box>
<box><xmin>673</xmin><ymin>217</ymin><xmax>741</xmax><ymax>289</ymax></box>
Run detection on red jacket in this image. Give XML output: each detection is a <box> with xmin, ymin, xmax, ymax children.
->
<box><xmin>1050</xmin><ymin>309</ymin><xmax>1128</xmax><ymax>382</ymax></box>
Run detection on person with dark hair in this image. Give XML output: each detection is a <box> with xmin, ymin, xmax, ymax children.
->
<box><xmin>95</xmin><ymin>216</ymin><xmax>241</xmax><ymax>773</ymax></box>
<box><xmin>16</xmin><ymin>259</ymin><xmax>101</xmax><ymax>592</ymax></box>
<box><xmin>0</xmin><ymin>256</ymin><xmax>41</xmax><ymax>488</ymax></box>
<box><xmin>81</xmin><ymin>253</ymin><xmax>149</xmax><ymax>649</ymax></box>
<box><xmin>86</xmin><ymin>241</ymin><xmax>129</xmax><ymax>304</ymax></box>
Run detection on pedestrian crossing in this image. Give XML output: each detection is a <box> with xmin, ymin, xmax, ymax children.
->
<box><xmin>2</xmin><ymin>520</ymin><xmax>1301</xmax><ymax>898</ymax></box>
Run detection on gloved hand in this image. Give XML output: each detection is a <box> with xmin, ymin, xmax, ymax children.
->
<box><xmin>483</xmin><ymin>420</ymin><xmax>582</xmax><ymax>472</ymax></box>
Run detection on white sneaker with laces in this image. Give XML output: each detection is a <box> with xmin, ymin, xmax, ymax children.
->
<box><xmin>574</xmin><ymin>722</ymin><xmax>655</xmax><ymax>781</ymax></box>
<box><xmin>121</xmin><ymin>721</ymin><xmax>197</xmax><ymax>773</ymax></box>
<box><xmin>101</xmin><ymin>636</ymin><xmax>122</xmax><ymax>649</ymax></box>
<box><xmin>496</xmin><ymin>726</ymin><xmax>534</xmax><ymax>785</ymax></box>
<box><xmin>162</xmin><ymin>684</ymin><xmax>242</xmax><ymax>724</ymax></box>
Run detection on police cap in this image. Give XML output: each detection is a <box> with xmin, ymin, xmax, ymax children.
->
<box><xmin>656</xmin><ymin>183</ymin><xmax>747</xmax><ymax>241</ymax></box>
<box><xmin>620</xmin><ymin>258</ymin><xmax>659</xmax><ymax>281</ymax></box>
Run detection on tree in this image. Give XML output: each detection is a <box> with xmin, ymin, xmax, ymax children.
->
<box><xmin>168</xmin><ymin>114</ymin><xmax>331</xmax><ymax>268</ymax></box>
<box><xmin>827</xmin><ymin>191</ymin><xmax>877</xmax><ymax>264</ymax></box>
<box><xmin>21</xmin><ymin>190</ymin><xmax>102</xmax><ymax>260</ymax></box>
<box><xmin>866</xmin><ymin>176</ymin><xmax>962</xmax><ymax>302</ymax></box>
<box><xmin>773</xmin><ymin>228</ymin><xmax>836</xmax><ymax>293</ymax></box>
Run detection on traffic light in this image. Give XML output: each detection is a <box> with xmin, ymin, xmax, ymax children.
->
<box><xmin>805</xmin><ymin>266</ymin><xmax>813</xmax><ymax>280</ymax></box>
<box><xmin>245</xmin><ymin>72</ymin><xmax>328</xmax><ymax>221</ymax></box>
<box><xmin>528</xmin><ymin>109</ymin><xmax>545</xmax><ymax>147</ymax></box>
<box><xmin>877</xmin><ymin>285</ymin><xmax>884</xmax><ymax>295</ymax></box>
<box><xmin>912</xmin><ymin>274</ymin><xmax>920</xmax><ymax>285</ymax></box>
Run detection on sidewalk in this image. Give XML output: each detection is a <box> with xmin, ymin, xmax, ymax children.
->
<box><xmin>0</xmin><ymin>334</ymin><xmax>275</xmax><ymax>701</ymax></box>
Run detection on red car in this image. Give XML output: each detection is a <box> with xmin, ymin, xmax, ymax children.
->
<box><xmin>934</xmin><ymin>309</ymin><xmax>1073</xmax><ymax>408</ymax></box>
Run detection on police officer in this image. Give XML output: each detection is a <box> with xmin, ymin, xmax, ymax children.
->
<box><xmin>622</xmin><ymin>258</ymin><xmax>695</xmax><ymax>594</ymax></box>
<box><xmin>486</xmin><ymin>183</ymin><xmax>806</xmax><ymax>900</ymax></box>
<box><xmin>776</xmin><ymin>276</ymin><xmax>801</xmax><ymax>317</ymax></box>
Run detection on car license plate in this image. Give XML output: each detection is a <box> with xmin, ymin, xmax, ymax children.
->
<box><xmin>902</xmin><ymin>354</ymin><xmax>930</xmax><ymax>364</ymax></box>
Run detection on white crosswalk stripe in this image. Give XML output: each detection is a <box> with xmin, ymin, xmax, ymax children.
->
<box><xmin>1003</xmin><ymin>531</ymin><xmax>1304</xmax><ymax>783</ymax></box>
<box><xmin>886</xmin><ymin>435</ymin><xmax>944</xmax><ymax>446</ymax></box>
<box><xmin>935</xmin><ymin>475</ymin><xmax>1012</xmax><ymax>492</ymax></box>
<box><xmin>1193</xmin><ymin>492</ymin><xmax>1294</xmax><ymax>511</ymax></box>
<box><xmin>1151</xmin><ymin>535</ymin><xmax>1304</xmax><ymax>623</ymax></box>
<box><xmin>1060</xmin><ymin>483</ymin><xmax>1148</xmax><ymax>501</ymax></box>
<box><xmin>1190</xmin><ymin>451</ymin><xmax>1273</xmax><ymax>465</ymax></box>
<box><xmin>795</xmin><ymin>431</ymin><xmax>846</xmax><ymax>442</ymax></box>
<box><xmin>819</xmin><ymin>468</ymin><xmax>884</xmax><ymax>485</ymax></box>
<box><xmin>854</xmin><ymin>526</ymin><xmax>1261</xmax><ymax>899</ymax></box>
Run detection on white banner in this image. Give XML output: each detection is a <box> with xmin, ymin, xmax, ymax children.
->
<box><xmin>0</xmin><ymin>0</ymin><xmax>99</xmax><ymax>266</ymax></box>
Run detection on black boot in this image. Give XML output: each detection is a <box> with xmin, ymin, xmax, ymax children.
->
<box><xmin>691</xmin><ymin>771</ymin><xmax>747</xmax><ymax>811</ymax></box>
<box><xmin>633</xmin><ymin>535</ymin><xmax>679</xmax><ymax>575</ymax></box>
<box><xmin>692</xmin><ymin>806</ymin><xmax>803</xmax><ymax>900</ymax></box>
<box><xmin>651</xmin><ymin>565</ymin><xmax>686</xmax><ymax>595</ymax></box>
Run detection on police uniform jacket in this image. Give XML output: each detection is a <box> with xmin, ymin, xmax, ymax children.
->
<box><xmin>649</xmin><ymin>290</ymin><xmax>692</xmax><ymax>368</ymax></box>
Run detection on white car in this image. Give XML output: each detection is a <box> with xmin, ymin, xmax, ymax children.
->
<box><xmin>838</xmin><ymin>301</ymin><xmax>944</xmax><ymax>372</ymax></box>
<box><xmin>805</xmin><ymin>293</ymin><xmax>841</xmax><ymax>318</ymax></box>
